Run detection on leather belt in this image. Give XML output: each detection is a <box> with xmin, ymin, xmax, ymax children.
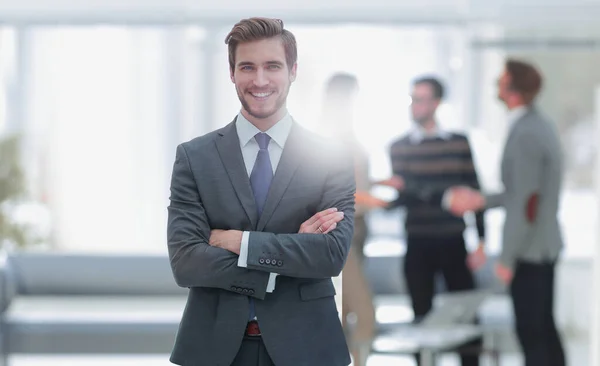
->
<box><xmin>245</xmin><ymin>320</ymin><xmax>261</xmax><ymax>336</ymax></box>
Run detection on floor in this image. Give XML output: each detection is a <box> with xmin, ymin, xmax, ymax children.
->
<box><xmin>6</xmin><ymin>293</ymin><xmax>590</xmax><ymax>366</ymax></box>
<box><xmin>8</xmin><ymin>335</ymin><xmax>589</xmax><ymax>366</ymax></box>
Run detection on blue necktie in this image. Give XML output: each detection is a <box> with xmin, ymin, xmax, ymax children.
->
<box><xmin>248</xmin><ymin>132</ymin><xmax>273</xmax><ymax>320</ymax></box>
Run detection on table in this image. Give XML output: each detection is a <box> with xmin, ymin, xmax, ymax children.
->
<box><xmin>372</xmin><ymin>324</ymin><xmax>483</xmax><ymax>366</ymax></box>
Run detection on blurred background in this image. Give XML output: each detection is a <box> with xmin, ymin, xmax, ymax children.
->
<box><xmin>0</xmin><ymin>0</ymin><xmax>598</xmax><ymax>365</ymax></box>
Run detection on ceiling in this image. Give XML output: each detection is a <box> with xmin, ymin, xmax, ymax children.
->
<box><xmin>0</xmin><ymin>0</ymin><xmax>599</xmax><ymax>30</ymax></box>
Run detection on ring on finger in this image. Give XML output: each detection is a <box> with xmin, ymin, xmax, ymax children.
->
<box><xmin>317</xmin><ymin>226</ymin><xmax>324</xmax><ymax>233</ymax></box>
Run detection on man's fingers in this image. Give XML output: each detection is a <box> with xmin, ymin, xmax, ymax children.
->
<box><xmin>467</xmin><ymin>254</ymin><xmax>485</xmax><ymax>271</ymax></box>
<box><xmin>298</xmin><ymin>209</ymin><xmax>344</xmax><ymax>234</ymax></box>
<box><xmin>391</xmin><ymin>175</ymin><xmax>405</xmax><ymax>190</ymax></box>
<box><xmin>320</xmin><ymin>216</ymin><xmax>341</xmax><ymax>234</ymax></box>
<box><xmin>304</xmin><ymin>207</ymin><xmax>337</xmax><ymax>226</ymax></box>
<box><xmin>209</xmin><ymin>230</ymin><xmax>222</xmax><ymax>246</ymax></box>
<box><xmin>301</xmin><ymin>211</ymin><xmax>344</xmax><ymax>234</ymax></box>
<box><xmin>313</xmin><ymin>212</ymin><xmax>344</xmax><ymax>233</ymax></box>
<box><xmin>322</xmin><ymin>222</ymin><xmax>337</xmax><ymax>234</ymax></box>
<box><xmin>306</xmin><ymin>211</ymin><xmax>341</xmax><ymax>231</ymax></box>
<box><xmin>467</xmin><ymin>256</ymin><xmax>476</xmax><ymax>270</ymax></box>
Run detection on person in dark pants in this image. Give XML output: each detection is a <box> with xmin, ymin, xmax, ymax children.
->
<box><xmin>387</xmin><ymin>76</ymin><xmax>487</xmax><ymax>366</ymax></box>
<box><xmin>166</xmin><ymin>17</ymin><xmax>354</xmax><ymax>366</ymax></box>
<box><xmin>447</xmin><ymin>59</ymin><xmax>566</xmax><ymax>366</ymax></box>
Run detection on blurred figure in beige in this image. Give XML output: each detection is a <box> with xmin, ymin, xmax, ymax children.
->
<box><xmin>322</xmin><ymin>73</ymin><xmax>402</xmax><ymax>366</ymax></box>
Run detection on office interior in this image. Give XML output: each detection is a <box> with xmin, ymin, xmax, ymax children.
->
<box><xmin>0</xmin><ymin>0</ymin><xmax>599</xmax><ymax>365</ymax></box>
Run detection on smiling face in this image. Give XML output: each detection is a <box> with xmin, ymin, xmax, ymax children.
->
<box><xmin>230</xmin><ymin>37</ymin><xmax>297</xmax><ymax>129</ymax></box>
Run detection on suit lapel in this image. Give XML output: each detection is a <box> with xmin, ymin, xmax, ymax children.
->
<box><xmin>215</xmin><ymin>120</ymin><xmax>259</xmax><ymax>229</ymax></box>
<box><xmin>257</xmin><ymin>123</ymin><xmax>305</xmax><ymax>231</ymax></box>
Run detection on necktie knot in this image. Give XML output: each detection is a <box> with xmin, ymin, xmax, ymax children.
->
<box><xmin>255</xmin><ymin>133</ymin><xmax>271</xmax><ymax>150</ymax></box>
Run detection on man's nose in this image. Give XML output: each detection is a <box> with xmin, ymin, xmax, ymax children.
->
<box><xmin>253</xmin><ymin>69</ymin><xmax>268</xmax><ymax>87</ymax></box>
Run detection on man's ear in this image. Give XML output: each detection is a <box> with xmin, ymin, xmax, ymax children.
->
<box><xmin>230</xmin><ymin>68</ymin><xmax>235</xmax><ymax>83</ymax></box>
<box><xmin>289</xmin><ymin>63</ymin><xmax>297</xmax><ymax>82</ymax></box>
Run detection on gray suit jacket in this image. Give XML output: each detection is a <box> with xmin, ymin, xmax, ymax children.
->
<box><xmin>167</xmin><ymin>118</ymin><xmax>355</xmax><ymax>366</ymax></box>
<box><xmin>485</xmin><ymin>106</ymin><xmax>564</xmax><ymax>270</ymax></box>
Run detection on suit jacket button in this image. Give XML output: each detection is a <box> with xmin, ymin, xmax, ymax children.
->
<box><xmin>277</xmin><ymin>260</ymin><xmax>283</xmax><ymax>266</ymax></box>
<box><xmin>265</xmin><ymin>259</ymin><xmax>271</xmax><ymax>265</ymax></box>
<box><xmin>259</xmin><ymin>258</ymin><xmax>265</xmax><ymax>264</ymax></box>
<box><xmin>231</xmin><ymin>286</ymin><xmax>237</xmax><ymax>291</ymax></box>
<box><xmin>242</xmin><ymin>288</ymin><xmax>249</xmax><ymax>294</ymax></box>
<box><xmin>249</xmin><ymin>289</ymin><xmax>255</xmax><ymax>295</ymax></box>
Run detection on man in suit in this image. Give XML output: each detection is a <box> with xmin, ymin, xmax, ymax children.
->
<box><xmin>447</xmin><ymin>59</ymin><xmax>566</xmax><ymax>366</ymax></box>
<box><xmin>166</xmin><ymin>17</ymin><xmax>355</xmax><ymax>366</ymax></box>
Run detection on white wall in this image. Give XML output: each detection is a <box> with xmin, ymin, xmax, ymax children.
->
<box><xmin>24</xmin><ymin>28</ymin><xmax>173</xmax><ymax>253</ymax></box>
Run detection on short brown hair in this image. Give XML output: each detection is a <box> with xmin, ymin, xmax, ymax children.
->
<box><xmin>505</xmin><ymin>59</ymin><xmax>543</xmax><ymax>104</ymax></box>
<box><xmin>413</xmin><ymin>76</ymin><xmax>445</xmax><ymax>100</ymax></box>
<box><xmin>225</xmin><ymin>17</ymin><xmax>297</xmax><ymax>71</ymax></box>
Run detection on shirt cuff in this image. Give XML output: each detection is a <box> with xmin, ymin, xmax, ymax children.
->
<box><xmin>441</xmin><ymin>189</ymin><xmax>453</xmax><ymax>210</ymax></box>
<box><xmin>239</xmin><ymin>232</ymin><xmax>278</xmax><ymax>293</ymax></box>
<box><xmin>237</xmin><ymin>231</ymin><xmax>250</xmax><ymax>268</ymax></box>
<box><xmin>266</xmin><ymin>273</ymin><xmax>278</xmax><ymax>293</ymax></box>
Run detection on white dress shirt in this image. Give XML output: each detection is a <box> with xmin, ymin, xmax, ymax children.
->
<box><xmin>408</xmin><ymin>123</ymin><xmax>452</xmax><ymax>145</ymax></box>
<box><xmin>235</xmin><ymin>111</ymin><xmax>293</xmax><ymax>293</ymax></box>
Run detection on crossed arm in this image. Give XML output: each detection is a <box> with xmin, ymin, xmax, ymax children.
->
<box><xmin>215</xmin><ymin>152</ymin><xmax>356</xmax><ymax>279</ymax></box>
<box><xmin>167</xmin><ymin>144</ymin><xmax>355</xmax><ymax>299</ymax></box>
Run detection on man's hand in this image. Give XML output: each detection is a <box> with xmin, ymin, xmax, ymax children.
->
<box><xmin>467</xmin><ymin>242</ymin><xmax>487</xmax><ymax>271</ymax></box>
<box><xmin>298</xmin><ymin>208</ymin><xmax>344</xmax><ymax>234</ymax></box>
<box><xmin>209</xmin><ymin>229</ymin><xmax>243</xmax><ymax>255</ymax></box>
<box><xmin>447</xmin><ymin>186</ymin><xmax>485</xmax><ymax>216</ymax></box>
<box><xmin>355</xmin><ymin>192</ymin><xmax>390</xmax><ymax>209</ymax></box>
<box><xmin>378</xmin><ymin>175</ymin><xmax>405</xmax><ymax>190</ymax></box>
<box><xmin>495</xmin><ymin>263</ymin><xmax>514</xmax><ymax>284</ymax></box>
<box><xmin>369</xmin><ymin>197</ymin><xmax>390</xmax><ymax>208</ymax></box>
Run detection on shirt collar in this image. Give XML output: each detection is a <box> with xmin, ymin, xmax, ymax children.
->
<box><xmin>236</xmin><ymin>111</ymin><xmax>293</xmax><ymax>149</ymax></box>
<box><xmin>409</xmin><ymin>123</ymin><xmax>452</xmax><ymax>144</ymax></box>
<box><xmin>507</xmin><ymin>105</ymin><xmax>528</xmax><ymax>128</ymax></box>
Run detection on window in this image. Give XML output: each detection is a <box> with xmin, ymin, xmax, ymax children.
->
<box><xmin>0</xmin><ymin>27</ymin><xmax>16</xmax><ymax>133</ymax></box>
<box><xmin>23</xmin><ymin>26</ymin><xmax>205</xmax><ymax>253</ymax></box>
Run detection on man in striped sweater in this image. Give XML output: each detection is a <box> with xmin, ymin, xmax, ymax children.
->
<box><xmin>388</xmin><ymin>77</ymin><xmax>486</xmax><ymax>366</ymax></box>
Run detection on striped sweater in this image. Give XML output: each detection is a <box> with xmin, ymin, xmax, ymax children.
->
<box><xmin>388</xmin><ymin>133</ymin><xmax>485</xmax><ymax>239</ymax></box>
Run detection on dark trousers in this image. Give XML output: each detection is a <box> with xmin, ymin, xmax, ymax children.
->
<box><xmin>511</xmin><ymin>260</ymin><xmax>566</xmax><ymax>366</ymax></box>
<box><xmin>404</xmin><ymin>234</ymin><xmax>481</xmax><ymax>366</ymax></box>
<box><xmin>231</xmin><ymin>336</ymin><xmax>275</xmax><ymax>366</ymax></box>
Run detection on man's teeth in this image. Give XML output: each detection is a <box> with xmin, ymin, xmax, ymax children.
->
<box><xmin>252</xmin><ymin>92</ymin><xmax>272</xmax><ymax>97</ymax></box>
